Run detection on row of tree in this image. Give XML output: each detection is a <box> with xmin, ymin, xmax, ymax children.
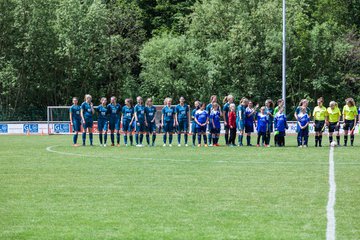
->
<box><xmin>0</xmin><ymin>0</ymin><xmax>359</xmax><ymax>120</ymax></box>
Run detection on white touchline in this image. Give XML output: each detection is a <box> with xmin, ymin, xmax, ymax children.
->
<box><xmin>326</xmin><ymin>145</ymin><xmax>336</xmax><ymax>240</ymax></box>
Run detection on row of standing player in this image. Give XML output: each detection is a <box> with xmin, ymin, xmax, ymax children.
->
<box><xmin>69</xmin><ymin>94</ymin><xmax>359</xmax><ymax>147</ymax></box>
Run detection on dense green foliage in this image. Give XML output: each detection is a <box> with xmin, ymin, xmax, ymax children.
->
<box><xmin>0</xmin><ymin>0</ymin><xmax>359</xmax><ymax>120</ymax></box>
<box><xmin>1</xmin><ymin>135</ymin><xmax>360</xmax><ymax>239</ymax></box>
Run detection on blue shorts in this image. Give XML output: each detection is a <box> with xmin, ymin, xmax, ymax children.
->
<box><xmin>98</xmin><ymin>119</ymin><xmax>108</xmax><ymax>131</ymax></box>
<box><xmin>177</xmin><ymin>120</ymin><xmax>188</xmax><ymax>132</ymax></box>
<box><xmin>245</xmin><ymin>123</ymin><xmax>254</xmax><ymax>133</ymax></box>
<box><xmin>122</xmin><ymin>120</ymin><xmax>134</xmax><ymax>132</ymax></box>
<box><xmin>136</xmin><ymin>122</ymin><xmax>146</xmax><ymax>132</ymax></box>
<box><xmin>146</xmin><ymin>122</ymin><xmax>156</xmax><ymax>133</ymax></box>
<box><xmin>83</xmin><ymin>118</ymin><xmax>93</xmax><ymax>129</ymax></box>
<box><xmin>109</xmin><ymin>118</ymin><xmax>120</xmax><ymax>131</ymax></box>
<box><xmin>197</xmin><ymin>125</ymin><xmax>207</xmax><ymax>133</ymax></box>
<box><xmin>237</xmin><ymin>120</ymin><xmax>245</xmax><ymax>131</ymax></box>
<box><xmin>211</xmin><ymin>127</ymin><xmax>220</xmax><ymax>134</ymax></box>
<box><xmin>72</xmin><ymin>119</ymin><xmax>81</xmax><ymax>132</ymax></box>
<box><xmin>163</xmin><ymin>121</ymin><xmax>174</xmax><ymax>133</ymax></box>
<box><xmin>191</xmin><ymin>122</ymin><xmax>197</xmax><ymax>134</ymax></box>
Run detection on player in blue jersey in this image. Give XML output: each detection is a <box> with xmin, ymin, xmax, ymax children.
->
<box><xmin>145</xmin><ymin>98</ymin><xmax>157</xmax><ymax>146</ymax></box>
<box><xmin>297</xmin><ymin>106</ymin><xmax>310</xmax><ymax>147</ymax></box>
<box><xmin>223</xmin><ymin>95</ymin><xmax>234</xmax><ymax>146</ymax></box>
<box><xmin>210</xmin><ymin>103</ymin><xmax>221</xmax><ymax>146</ymax></box>
<box><xmin>256</xmin><ymin>107</ymin><xmax>268</xmax><ymax>147</ymax></box>
<box><xmin>134</xmin><ymin>96</ymin><xmax>147</xmax><ymax>147</ymax></box>
<box><xmin>121</xmin><ymin>98</ymin><xmax>134</xmax><ymax>146</ymax></box>
<box><xmin>206</xmin><ymin>95</ymin><xmax>220</xmax><ymax>146</ymax></box>
<box><xmin>80</xmin><ymin>94</ymin><xmax>95</xmax><ymax>146</ymax></box>
<box><xmin>274</xmin><ymin>107</ymin><xmax>288</xmax><ymax>147</ymax></box>
<box><xmin>236</xmin><ymin>98</ymin><xmax>248</xmax><ymax>146</ymax></box>
<box><xmin>161</xmin><ymin>98</ymin><xmax>177</xmax><ymax>147</ymax></box>
<box><xmin>69</xmin><ymin>97</ymin><xmax>81</xmax><ymax>146</ymax></box>
<box><xmin>97</xmin><ymin>97</ymin><xmax>109</xmax><ymax>147</ymax></box>
<box><xmin>107</xmin><ymin>96</ymin><xmax>121</xmax><ymax>146</ymax></box>
<box><xmin>264</xmin><ymin>99</ymin><xmax>274</xmax><ymax>146</ymax></box>
<box><xmin>191</xmin><ymin>101</ymin><xmax>200</xmax><ymax>146</ymax></box>
<box><xmin>245</xmin><ymin>101</ymin><xmax>259</xmax><ymax>146</ymax></box>
<box><xmin>175</xmin><ymin>96</ymin><xmax>190</xmax><ymax>146</ymax></box>
<box><xmin>273</xmin><ymin>99</ymin><xmax>284</xmax><ymax>146</ymax></box>
<box><xmin>195</xmin><ymin>102</ymin><xmax>209</xmax><ymax>147</ymax></box>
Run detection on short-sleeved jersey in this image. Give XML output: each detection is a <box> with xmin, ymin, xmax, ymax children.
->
<box><xmin>122</xmin><ymin>105</ymin><xmax>134</xmax><ymax>121</ymax></box>
<box><xmin>191</xmin><ymin>108</ymin><xmax>197</xmax><ymax>122</ymax></box>
<box><xmin>265</xmin><ymin>107</ymin><xmax>274</xmax><ymax>123</ymax></box>
<box><xmin>313</xmin><ymin>106</ymin><xmax>328</xmax><ymax>121</ymax></box>
<box><xmin>176</xmin><ymin>104</ymin><xmax>189</xmax><ymax>122</ymax></box>
<box><xmin>107</xmin><ymin>103</ymin><xmax>121</xmax><ymax>119</ymax></box>
<box><xmin>134</xmin><ymin>104</ymin><xmax>146</xmax><ymax>122</ymax></box>
<box><xmin>162</xmin><ymin>106</ymin><xmax>176</xmax><ymax>122</ymax></box>
<box><xmin>70</xmin><ymin>105</ymin><xmax>81</xmax><ymax>121</ymax></box>
<box><xmin>295</xmin><ymin>106</ymin><xmax>311</xmax><ymax>116</ymax></box>
<box><xmin>195</xmin><ymin>109</ymin><xmax>208</xmax><ymax>124</ymax></box>
<box><xmin>327</xmin><ymin>107</ymin><xmax>341</xmax><ymax>123</ymax></box>
<box><xmin>97</xmin><ymin>105</ymin><xmax>109</xmax><ymax>120</ymax></box>
<box><xmin>342</xmin><ymin>105</ymin><xmax>358</xmax><ymax>120</ymax></box>
<box><xmin>298</xmin><ymin>113</ymin><xmax>310</xmax><ymax>127</ymax></box>
<box><xmin>223</xmin><ymin>103</ymin><xmax>230</xmax><ymax>122</ymax></box>
<box><xmin>274</xmin><ymin>113</ymin><xmax>287</xmax><ymax>132</ymax></box>
<box><xmin>81</xmin><ymin>102</ymin><xmax>93</xmax><ymax>119</ymax></box>
<box><xmin>257</xmin><ymin>113</ymin><xmax>268</xmax><ymax>132</ymax></box>
<box><xmin>236</xmin><ymin>105</ymin><xmax>246</xmax><ymax>121</ymax></box>
<box><xmin>145</xmin><ymin>106</ymin><xmax>157</xmax><ymax>123</ymax></box>
<box><xmin>245</xmin><ymin>107</ymin><xmax>256</xmax><ymax>125</ymax></box>
<box><xmin>210</xmin><ymin>109</ymin><xmax>221</xmax><ymax>129</ymax></box>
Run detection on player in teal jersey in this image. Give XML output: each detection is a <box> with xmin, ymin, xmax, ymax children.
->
<box><xmin>107</xmin><ymin>96</ymin><xmax>121</xmax><ymax>146</ymax></box>
<box><xmin>145</xmin><ymin>98</ymin><xmax>157</xmax><ymax>146</ymax></box>
<box><xmin>175</xmin><ymin>96</ymin><xmax>190</xmax><ymax>146</ymax></box>
<box><xmin>161</xmin><ymin>98</ymin><xmax>177</xmax><ymax>147</ymax></box>
<box><xmin>236</xmin><ymin>97</ymin><xmax>248</xmax><ymax>146</ymax></box>
<box><xmin>69</xmin><ymin>97</ymin><xmax>81</xmax><ymax>146</ymax></box>
<box><xmin>223</xmin><ymin>95</ymin><xmax>234</xmax><ymax>146</ymax></box>
<box><xmin>121</xmin><ymin>98</ymin><xmax>134</xmax><ymax>146</ymax></box>
<box><xmin>264</xmin><ymin>99</ymin><xmax>274</xmax><ymax>146</ymax></box>
<box><xmin>206</xmin><ymin>95</ymin><xmax>220</xmax><ymax>146</ymax></box>
<box><xmin>97</xmin><ymin>97</ymin><xmax>110</xmax><ymax>147</ymax></box>
<box><xmin>80</xmin><ymin>94</ymin><xmax>95</xmax><ymax>146</ymax></box>
<box><xmin>191</xmin><ymin>101</ymin><xmax>200</xmax><ymax>146</ymax></box>
<box><xmin>134</xmin><ymin>96</ymin><xmax>147</xmax><ymax>147</ymax></box>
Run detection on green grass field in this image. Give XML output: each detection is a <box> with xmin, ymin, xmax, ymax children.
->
<box><xmin>0</xmin><ymin>135</ymin><xmax>359</xmax><ymax>239</ymax></box>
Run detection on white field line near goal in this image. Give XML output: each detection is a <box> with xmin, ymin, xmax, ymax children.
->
<box><xmin>44</xmin><ymin>145</ymin><xmax>358</xmax><ymax>165</ymax></box>
<box><xmin>326</xmin><ymin>145</ymin><xmax>336</xmax><ymax>240</ymax></box>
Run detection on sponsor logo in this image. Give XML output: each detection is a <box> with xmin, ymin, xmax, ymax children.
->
<box><xmin>54</xmin><ymin>123</ymin><xmax>70</xmax><ymax>133</ymax></box>
<box><xmin>0</xmin><ymin>124</ymin><xmax>8</xmax><ymax>133</ymax></box>
<box><xmin>23</xmin><ymin>123</ymin><xmax>38</xmax><ymax>133</ymax></box>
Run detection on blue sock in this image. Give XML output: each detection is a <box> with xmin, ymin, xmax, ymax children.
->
<box><xmin>198</xmin><ymin>134</ymin><xmax>201</xmax><ymax>144</ymax></box>
<box><xmin>129</xmin><ymin>135</ymin><xmax>133</xmax><ymax>145</ymax></box>
<box><xmin>184</xmin><ymin>134</ymin><xmax>188</xmax><ymax>144</ymax></box>
<box><xmin>203</xmin><ymin>135</ymin><xmax>207</xmax><ymax>144</ymax></box>
<box><xmin>124</xmin><ymin>135</ymin><xmax>128</xmax><ymax>144</ymax></box>
<box><xmin>99</xmin><ymin>133</ymin><xmax>103</xmax><ymax>144</ymax></box>
<box><xmin>169</xmin><ymin>134</ymin><xmax>173</xmax><ymax>144</ymax></box>
<box><xmin>163</xmin><ymin>134</ymin><xmax>167</xmax><ymax>144</ymax></box>
<box><xmin>152</xmin><ymin>134</ymin><xmax>156</xmax><ymax>144</ymax></box>
<box><xmin>140</xmin><ymin>134</ymin><xmax>143</xmax><ymax>144</ymax></box>
<box><xmin>104</xmin><ymin>133</ymin><xmax>107</xmax><ymax>144</ymax></box>
<box><xmin>208</xmin><ymin>133</ymin><xmax>212</xmax><ymax>144</ymax></box>
<box><xmin>146</xmin><ymin>134</ymin><xmax>150</xmax><ymax>145</ymax></box>
<box><xmin>82</xmin><ymin>132</ymin><xmax>86</xmax><ymax>145</ymax></box>
<box><xmin>178</xmin><ymin>134</ymin><xmax>181</xmax><ymax>144</ymax></box>
<box><xmin>74</xmin><ymin>133</ymin><xmax>78</xmax><ymax>144</ymax></box>
<box><xmin>73</xmin><ymin>134</ymin><xmax>76</xmax><ymax>144</ymax></box>
<box><xmin>89</xmin><ymin>133</ymin><xmax>93</xmax><ymax>145</ymax></box>
<box><xmin>117</xmin><ymin>133</ymin><xmax>120</xmax><ymax>144</ymax></box>
<box><xmin>110</xmin><ymin>133</ymin><xmax>114</xmax><ymax>144</ymax></box>
<box><xmin>135</xmin><ymin>134</ymin><xmax>139</xmax><ymax>145</ymax></box>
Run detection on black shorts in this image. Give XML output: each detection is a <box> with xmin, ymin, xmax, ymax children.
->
<box><xmin>343</xmin><ymin>120</ymin><xmax>355</xmax><ymax>131</ymax></box>
<box><xmin>314</xmin><ymin>120</ymin><xmax>325</xmax><ymax>132</ymax></box>
<box><xmin>328</xmin><ymin>122</ymin><xmax>339</xmax><ymax>133</ymax></box>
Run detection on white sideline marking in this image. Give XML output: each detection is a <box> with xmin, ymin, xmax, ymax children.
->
<box><xmin>326</xmin><ymin>146</ymin><xmax>336</xmax><ymax>240</ymax></box>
